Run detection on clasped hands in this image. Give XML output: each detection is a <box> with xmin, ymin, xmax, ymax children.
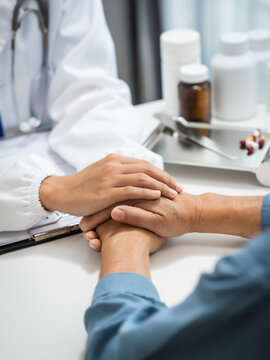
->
<box><xmin>39</xmin><ymin>153</ymin><xmax>186</xmax><ymax>255</ymax></box>
<box><xmin>80</xmin><ymin>193</ymin><xmax>201</xmax><ymax>281</ymax></box>
<box><xmin>80</xmin><ymin>190</ymin><xmax>263</xmax><ymax>255</ymax></box>
<box><xmin>40</xmin><ymin>153</ymin><xmax>263</xmax><ymax>257</ymax></box>
<box><xmin>80</xmin><ymin>192</ymin><xmax>199</xmax><ymax>253</ymax></box>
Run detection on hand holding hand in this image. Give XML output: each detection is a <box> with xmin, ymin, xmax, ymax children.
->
<box><xmin>81</xmin><ymin>193</ymin><xmax>199</xmax><ymax>251</ymax></box>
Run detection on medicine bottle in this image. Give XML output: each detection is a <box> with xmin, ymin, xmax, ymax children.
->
<box><xmin>178</xmin><ymin>64</ymin><xmax>211</xmax><ymax>129</ymax></box>
<box><xmin>249</xmin><ymin>29</ymin><xmax>270</xmax><ymax>104</ymax></box>
<box><xmin>211</xmin><ymin>33</ymin><xmax>257</xmax><ymax>121</ymax></box>
<box><xmin>160</xmin><ymin>29</ymin><xmax>201</xmax><ymax>116</ymax></box>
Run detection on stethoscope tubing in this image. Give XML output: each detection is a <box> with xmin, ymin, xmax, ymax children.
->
<box><xmin>10</xmin><ymin>0</ymin><xmax>49</xmax><ymax>133</ymax></box>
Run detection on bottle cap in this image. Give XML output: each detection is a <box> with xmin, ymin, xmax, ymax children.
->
<box><xmin>220</xmin><ymin>33</ymin><xmax>249</xmax><ymax>56</ymax></box>
<box><xmin>180</xmin><ymin>64</ymin><xmax>209</xmax><ymax>84</ymax></box>
<box><xmin>248</xmin><ymin>29</ymin><xmax>270</xmax><ymax>51</ymax></box>
<box><xmin>160</xmin><ymin>29</ymin><xmax>201</xmax><ymax>62</ymax></box>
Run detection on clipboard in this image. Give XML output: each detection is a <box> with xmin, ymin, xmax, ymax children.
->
<box><xmin>0</xmin><ymin>131</ymin><xmax>83</xmax><ymax>255</ymax></box>
<box><xmin>0</xmin><ymin>212</ymin><xmax>82</xmax><ymax>255</ymax></box>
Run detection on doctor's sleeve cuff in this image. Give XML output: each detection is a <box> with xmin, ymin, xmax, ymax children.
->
<box><xmin>0</xmin><ymin>154</ymin><xmax>57</xmax><ymax>231</ymax></box>
<box><xmin>262</xmin><ymin>194</ymin><xmax>270</xmax><ymax>232</ymax></box>
<box><xmin>92</xmin><ymin>273</ymin><xmax>161</xmax><ymax>304</ymax></box>
<box><xmin>29</xmin><ymin>169</ymin><xmax>55</xmax><ymax>219</ymax></box>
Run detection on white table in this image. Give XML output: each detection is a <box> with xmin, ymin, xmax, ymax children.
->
<box><xmin>0</xmin><ymin>101</ymin><xmax>269</xmax><ymax>360</ymax></box>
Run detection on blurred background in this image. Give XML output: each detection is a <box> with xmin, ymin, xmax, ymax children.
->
<box><xmin>102</xmin><ymin>0</ymin><xmax>270</xmax><ymax>104</ymax></box>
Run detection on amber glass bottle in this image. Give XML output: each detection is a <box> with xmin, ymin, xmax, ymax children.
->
<box><xmin>178</xmin><ymin>64</ymin><xmax>211</xmax><ymax>136</ymax></box>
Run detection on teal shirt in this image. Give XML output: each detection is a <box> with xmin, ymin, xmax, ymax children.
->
<box><xmin>85</xmin><ymin>194</ymin><xmax>270</xmax><ymax>360</ymax></box>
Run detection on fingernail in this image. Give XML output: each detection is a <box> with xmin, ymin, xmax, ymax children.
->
<box><xmin>169</xmin><ymin>188</ymin><xmax>178</xmax><ymax>198</ymax></box>
<box><xmin>80</xmin><ymin>218</ymin><xmax>87</xmax><ymax>230</ymax></box>
<box><xmin>113</xmin><ymin>208</ymin><xmax>125</xmax><ymax>221</ymax></box>
<box><xmin>176</xmin><ymin>183</ymin><xmax>184</xmax><ymax>193</ymax></box>
<box><xmin>89</xmin><ymin>242</ymin><xmax>95</xmax><ymax>249</ymax></box>
<box><xmin>152</xmin><ymin>190</ymin><xmax>161</xmax><ymax>197</ymax></box>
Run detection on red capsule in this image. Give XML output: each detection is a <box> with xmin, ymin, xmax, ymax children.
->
<box><xmin>259</xmin><ymin>136</ymin><xmax>266</xmax><ymax>149</ymax></box>
<box><xmin>246</xmin><ymin>146</ymin><xmax>254</xmax><ymax>155</ymax></box>
<box><xmin>240</xmin><ymin>140</ymin><xmax>246</xmax><ymax>149</ymax></box>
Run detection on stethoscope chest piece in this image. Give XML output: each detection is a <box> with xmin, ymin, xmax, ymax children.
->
<box><xmin>19</xmin><ymin>117</ymin><xmax>42</xmax><ymax>133</ymax></box>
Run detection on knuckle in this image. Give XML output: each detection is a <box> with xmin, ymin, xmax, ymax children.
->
<box><xmin>142</xmin><ymin>188</ymin><xmax>151</xmax><ymax>197</ymax></box>
<box><xmin>164</xmin><ymin>172</ymin><xmax>172</xmax><ymax>183</ymax></box>
<box><xmin>161</xmin><ymin>183</ymin><xmax>170</xmax><ymax>194</ymax></box>
<box><xmin>124</xmin><ymin>186</ymin><xmax>135</xmax><ymax>196</ymax></box>
<box><xmin>106</xmin><ymin>153</ymin><xmax>119</xmax><ymax>162</ymax></box>
<box><xmin>143</xmin><ymin>161</ymin><xmax>152</xmax><ymax>171</ymax></box>
<box><xmin>137</xmin><ymin>173</ymin><xmax>148</xmax><ymax>185</ymax></box>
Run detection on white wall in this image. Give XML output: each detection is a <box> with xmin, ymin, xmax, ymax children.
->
<box><xmin>159</xmin><ymin>0</ymin><xmax>270</xmax><ymax>67</ymax></box>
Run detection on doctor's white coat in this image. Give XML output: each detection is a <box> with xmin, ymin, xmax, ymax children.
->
<box><xmin>0</xmin><ymin>0</ymin><xmax>162</xmax><ymax>231</ymax></box>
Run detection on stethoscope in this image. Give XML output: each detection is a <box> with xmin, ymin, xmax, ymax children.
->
<box><xmin>11</xmin><ymin>0</ymin><xmax>49</xmax><ymax>133</ymax></box>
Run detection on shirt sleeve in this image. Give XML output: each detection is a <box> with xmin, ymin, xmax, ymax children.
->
<box><xmin>262</xmin><ymin>194</ymin><xmax>270</xmax><ymax>232</ymax></box>
<box><xmin>47</xmin><ymin>0</ymin><xmax>162</xmax><ymax>171</ymax></box>
<box><xmin>84</xmin><ymin>229</ymin><xmax>270</xmax><ymax>360</ymax></box>
<box><xmin>0</xmin><ymin>154</ymin><xmax>56</xmax><ymax>231</ymax></box>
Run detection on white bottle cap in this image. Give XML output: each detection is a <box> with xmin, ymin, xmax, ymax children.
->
<box><xmin>160</xmin><ymin>29</ymin><xmax>201</xmax><ymax>62</ymax></box>
<box><xmin>249</xmin><ymin>29</ymin><xmax>270</xmax><ymax>51</ymax></box>
<box><xmin>220</xmin><ymin>33</ymin><xmax>249</xmax><ymax>56</ymax></box>
<box><xmin>180</xmin><ymin>64</ymin><xmax>209</xmax><ymax>84</ymax></box>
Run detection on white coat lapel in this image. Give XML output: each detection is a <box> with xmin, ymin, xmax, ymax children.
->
<box><xmin>47</xmin><ymin>0</ymin><xmax>64</xmax><ymax>67</ymax></box>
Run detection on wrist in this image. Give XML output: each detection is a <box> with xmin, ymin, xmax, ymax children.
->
<box><xmin>100</xmin><ymin>231</ymin><xmax>151</xmax><ymax>279</ymax></box>
<box><xmin>189</xmin><ymin>193</ymin><xmax>263</xmax><ymax>237</ymax></box>
<box><xmin>101</xmin><ymin>230</ymin><xmax>151</xmax><ymax>254</ymax></box>
<box><xmin>175</xmin><ymin>193</ymin><xmax>204</xmax><ymax>234</ymax></box>
<box><xmin>39</xmin><ymin>175</ymin><xmax>64</xmax><ymax>212</ymax></box>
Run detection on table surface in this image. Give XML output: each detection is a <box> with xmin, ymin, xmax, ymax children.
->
<box><xmin>0</xmin><ymin>101</ymin><xmax>269</xmax><ymax>360</ymax></box>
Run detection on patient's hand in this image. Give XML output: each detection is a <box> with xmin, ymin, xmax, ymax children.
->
<box><xmin>82</xmin><ymin>192</ymin><xmax>264</xmax><ymax>252</ymax></box>
<box><xmin>81</xmin><ymin>193</ymin><xmax>198</xmax><ymax>251</ymax></box>
<box><xmin>96</xmin><ymin>220</ymin><xmax>166</xmax><ymax>255</ymax></box>
<box><xmin>96</xmin><ymin>220</ymin><xmax>166</xmax><ymax>279</ymax></box>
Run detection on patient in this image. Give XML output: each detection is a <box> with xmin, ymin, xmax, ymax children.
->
<box><xmin>84</xmin><ymin>193</ymin><xmax>270</xmax><ymax>359</ymax></box>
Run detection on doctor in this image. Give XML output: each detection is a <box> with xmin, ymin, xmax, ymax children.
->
<box><xmin>0</xmin><ymin>0</ymin><xmax>181</xmax><ymax>232</ymax></box>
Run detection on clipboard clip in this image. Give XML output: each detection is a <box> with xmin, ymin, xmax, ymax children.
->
<box><xmin>30</xmin><ymin>223</ymin><xmax>81</xmax><ymax>242</ymax></box>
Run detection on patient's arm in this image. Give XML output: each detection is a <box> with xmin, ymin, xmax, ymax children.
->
<box><xmin>111</xmin><ymin>193</ymin><xmax>263</xmax><ymax>238</ymax></box>
<box><xmin>81</xmin><ymin>193</ymin><xmax>265</xmax><ymax>251</ymax></box>
<box><xmin>96</xmin><ymin>220</ymin><xmax>165</xmax><ymax>279</ymax></box>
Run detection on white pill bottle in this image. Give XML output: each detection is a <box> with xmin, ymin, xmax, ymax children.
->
<box><xmin>267</xmin><ymin>62</ymin><xmax>270</xmax><ymax>112</ymax></box>
<box><xmin>248</xmin><ymin>29</ymin><xmax>270</xmax><ymax>104</ymax></box>
<box><xmin>212</xmin><ymin>33</ymin><xmax>257</xmax><ymax>121</ymax></box>
<box><xmin>160</xmin><ymin>29</ymin><xmax>201</xmax><ymax>116</ymax></box>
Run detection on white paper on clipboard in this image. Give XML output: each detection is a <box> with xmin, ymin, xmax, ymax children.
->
<box><xmin>0</xmin><ymin>212</ymin><xmax>81</xmax><ymax>246</ymax></box>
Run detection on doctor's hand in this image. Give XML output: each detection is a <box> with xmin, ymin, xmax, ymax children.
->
<box><xmin>39</xmin><ymin>153</ymin><xmax>182</xmax><ymax>216</ymax></box>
